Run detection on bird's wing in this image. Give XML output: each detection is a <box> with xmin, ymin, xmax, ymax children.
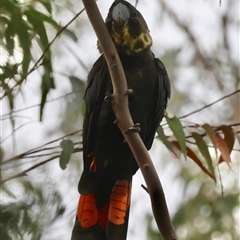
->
<box><xmin>82</xmin><ymin>55</ymin><xmax>109</xmax><ymax>168</ymax></box>
<box><xmin>144</xmin><ymin>58</ymin><xmax>171</xmax><ymax>150</ymax></box>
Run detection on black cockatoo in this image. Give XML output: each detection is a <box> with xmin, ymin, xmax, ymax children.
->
<box><xmin>71</xmin><ymin>1</ymin><xmax>170</xmax><ymax>239</ymax></box>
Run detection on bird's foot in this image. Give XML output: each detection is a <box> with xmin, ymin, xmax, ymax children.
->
<box><xmin>104</xmin><ymin>91</ymin><xmax>113</xmax><ymax>101</ymax></box>
<box><xmin>124</xmin><ymin>89</ymin><xmax>133</xmax><ymax>96</ymax></box>
<box><xmin>123</xmin><ymin>123</ymin><xmax>141</xmax><ymax>133</ymax></box>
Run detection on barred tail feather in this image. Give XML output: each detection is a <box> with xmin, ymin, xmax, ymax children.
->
<box><xmin>71</xmin><ymin>180</ymin><xmax>132</xmax><ymax>240</ymax></box>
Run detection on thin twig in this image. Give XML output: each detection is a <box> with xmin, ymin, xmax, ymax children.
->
<box><xmin>141</xmin><ymin>184</ymin><xmax>149</xmax><ymax>193</ymax></box>
<box><xmin>178</xmin><ymin>89</ymin><xmax>240</xmax><ymax>119</ymax></box>
<box><xmin>3</xmin><ymin>130</ymin><xmax>82</xmax><ymax>164</ymax></box>
<box><xmin>158</xmin><ymin>0</ymin><xmax>225</xmax><ymax>90</ymax></box>
<box><xmin>186</xmin><ymin>139</ymin><xmax>240</xmax><ymax>152</ymax></box>
<box><xmin>1</xmin><ymin>89</ymin><xmax>82</xmax><ymax>119</ymax></box>
<box><xmin>1</xmin><ymin>120</ymin><xmax>38</xmax><ymax>144</ymax></box>
<box><xmin>1</xmin><ymin>147</ymin><xmax>83</xmax><ymax>184</ymax></box>
<box><xmin>184</xmin><ymin>123</ymin><xmax>240</xmax><ymax>139</ymax></box>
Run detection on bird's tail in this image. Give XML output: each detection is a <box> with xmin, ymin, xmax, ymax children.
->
<box><xmin>71</xmin><ymin>180</ymin><xmax>132</xmax><ymax>240</ymax></box>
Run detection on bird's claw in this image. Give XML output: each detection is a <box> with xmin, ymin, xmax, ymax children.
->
<box><xmin>123</xmin><ymin>123</ymin><xmax>141</xmax><ymax>133</ymax></box>
<box><xmin>104</xmin><ymin>91</ymin><xmax>113</xmax><ymax>101</ymax></box>
<box><xmin>124</xmin><ymin>89</ymin><xmax>133</xmax><ymax>96</ymax></box>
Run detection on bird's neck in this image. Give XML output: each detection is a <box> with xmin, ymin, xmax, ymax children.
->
<box><xmin>118</xmin><ymin>49</ymin><xmax>154</xmax><ymax>67</ymax></box>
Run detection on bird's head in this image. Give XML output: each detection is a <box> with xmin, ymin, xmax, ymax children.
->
<box><xmin>104</xmin><ymin>0</ymin><xmax>152</xmax><ymax>55</ymax></box>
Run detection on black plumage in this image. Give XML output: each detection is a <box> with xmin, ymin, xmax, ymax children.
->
<box><xmin>71</xmin><ymin>1</ymin><xmax>170</xmax><ymax>239</ymax></box>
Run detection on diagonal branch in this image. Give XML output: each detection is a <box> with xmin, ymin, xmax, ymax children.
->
<box><xmin>158</xmin><ymin>0</ymin><xmax>225</xmax><ymax>90</ymax></box>
<box><xmin>179</xmin><ymin>89</ymin><xmax>240</xmax><ymax>119</ymax></box>
<box><xmin>1</xmin><ymin>89</ymin><xmax>82</xmax><ymax>119</ymax></box>
<box><xmin>3</xmin><ymin>130</ymin><xmax>82</xmax><ymax>164</ymax></box>
<box><xmin>1</xmin><ymin>147</ymin><xmax>82</xmax><ymax>184</ymax></box>
<box><xmin>81</xmin><ymin>1</ymin><xmax>177</xmax><ymax>239</ymax></box>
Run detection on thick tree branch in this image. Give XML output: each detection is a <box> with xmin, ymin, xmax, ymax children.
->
<box><xmin>82</xmin><ymin>1</ymin><xmax>177</xmax><ymax>239</ymax></box>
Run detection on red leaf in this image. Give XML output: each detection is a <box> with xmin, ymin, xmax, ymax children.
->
<box><xmin>215</xmin><ymin>133</ymin><xmax>231</xmax><ymax>164</ymax></box>
<box><xmin>169</xmin><ymin>141</ymin><xmax>182</xmax><ymax>159</ymax></box>
<box><xmin>218</xmin><ymin>125</ymin><xmax>235</xmax><ymax>164</ymax></box>
<box><xmin>202</xmin><ymin>123</ymin><xmax>218</xmax><ymax>158</ymax></box>
<box><xmin>186</xmin><ymin>146</ymin><xmax>216</xmax><ymax>181</ymax></box>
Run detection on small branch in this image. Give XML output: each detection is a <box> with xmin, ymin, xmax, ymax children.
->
<box><xmin>1</xmin><ymin>89</ymin><xmax>82</xmax><ymax>119</ymax></box>
<box><xmin>141</xmin><ymin>184</ymin><xmax>149</xmax><ymax>193</ymax></box>
<box><xmin>3</xmin><ymin>130</ymin><xmax>82</xmax><ymax>164</ymax></box>
<box><xmin>179</xmin><ymin>89</ymin><xmax>240</xmax><ymax>119</ymax></box>
<box><xmin>1</xmin><ymin>147</ymin><xmax>83</xmax><ymax>184</ymax></box>
<box><xmin>1</xmin><ymin>120</ymin><xmax>38</xmax><ymax>144</ymax></box>
<box><xmin>158</xmin><ymin>0</ymin><xmax>225</xmax><ymax>90</ymax></box>
<box><xmin>82</xmin><ymin>1</ymin><xmax>177</xmax><ymax>239</ymax></box>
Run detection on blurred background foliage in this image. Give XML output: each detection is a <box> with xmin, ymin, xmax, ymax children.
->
<box><xmin>0</xmin><ymin>0</ymin><xmax>239</xmax><ymax>239</ymax></box>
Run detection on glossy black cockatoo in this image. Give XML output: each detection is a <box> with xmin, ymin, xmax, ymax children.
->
<box><xmin>71</xmin><ymin>1</ymin><xmax>170</xmax><ymax>239</ymax></box>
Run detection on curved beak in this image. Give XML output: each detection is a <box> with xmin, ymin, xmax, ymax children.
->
<box><xmin>112</xmin><ymin>3</ymin><xmax>130</xmax><ymax>25</ymax></box>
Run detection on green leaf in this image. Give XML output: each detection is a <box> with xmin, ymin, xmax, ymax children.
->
<box><xmin>202</xmin><ymin>123</ymin><xmax>218</xmax><ymax>157</ymax></box>
<box><xmin>40</xmin><ymin>59</ymin><xmax>55</xmax><ymax>120</ymax></box>
<box><xmin>26</xmin><ymin>9</ymin><xmax>59</xmax><ymax>28</ymax></box>
<box><xmin>1</xmin><ymin>79</ymin><xmax>14</xmax><ymax>110</ymax></box>
<box><xmin>5</xmin><ymin>21</ymin><xmax>15</xmax><ymax>55</ymax></box>
<box><xmin>39</xmin><ymin>0</ymin><xmax>52</xmax><ymax>14</ymax></box>
<box><xmin>186</xmin><ymin>146</ymin><xmax>215</xmax><ymax>181</ymax></box>
<box><xmin>25</xmin><ymin>9</ymin><xmax>49</xmax><ymax>51</ymax></box>
<box><xmin>69</xmin><ymin>76</ymin><xmax>85</xmax><ymax>109</ymax></box>
<box><xmin>12</xmin><ymin>15</ymin><xmax>32</xmax><ymax>75</ymax></box>
<box><xmin>166</xmin><ymin>115</ymin><xmax>186</xmax><ymax>157</ymax></box>
<box><xmin>59</xmin><ymin>139</ymin><xmax>74</xmax><ymax>170</ymax></box>
<box><xmin>192</xmin><ymin>132</ymin><xmax>215</xmax><ymax>179</ymax></box>
<box><xmin>69</xmin><ymin>76</ymin><xmax>85</xmax><ymax>116</ymax></box>
<box><xmin>157</xmin><ymin>125</ymin><xmax>174</xmax><ymax>152</ymax></box>
<box><xmin>69</xmin><ymin>76</ymin><xmax>85</xmax><ymax>92</ymax></box>
<box><xmin>63</xmin><ymin>28</ymin><xmax>78</xmax><ymax>42</ymax></box>
<box><xmin>63</xmin><ymin>29</ymin><xmax>78</xmax><ymax>42</ymax></box>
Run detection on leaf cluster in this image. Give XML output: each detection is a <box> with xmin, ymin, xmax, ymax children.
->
<box><xmin>1</xmin><ymin>0</ymin><xmax>79</xmax><ymax>120</ymax></box>
<box><xmin>158</xmin><ymin>116</ymin><xmax>239</xmax><ymax>181</ymax></box>
<box><xmin>146</xmin><ymin>166</ymin><xmax>239</xmax><ymax>240</ymax></box>
<box><xmin>0</xmin><ymin>179</ymin><xmax>65</xmax><ymax>240</ymax></box>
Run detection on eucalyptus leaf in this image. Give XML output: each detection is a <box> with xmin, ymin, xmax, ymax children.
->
<box><xmin>25</xmin><ymin>8</ymin><xmax>59</xmax><ymax>28</ymax></box>
<box><xmin>219</xmin><ymin>125</ymin><xmax>235</xmax><ymax>154</ymax></box>
<box><xmin>39</xmin><ymin>0</ymin><xmax>52</xmax><ymax>14</ymax></box>
<box><xmin>202</xmin><ymin>123</ymin><xmax>218</xmax><ymax>158</ymax></box>
<box><xmin>40</xmin><ymin>64</ymin><xmax>55</xmax><ymax>120</ymax></box>
<box><xmin>25</xmin><ymin>10</ymin><xmax>49</xmax><ymax>50</ymax></box>
<box><xmin>59</xmin><ymin>139</ymin><xmax>74</xmax><ymax>170</ymax></box>
<box><xmin>5</xmin><ymin>21</ymin><xmax>15</xmax><ymax>55</ymax></box>
<box><xmin>192</xmin><ymin>132</ymin><xmax>215</xmax><ymax>178</ymax></box>
<box><xmin>63</xmin><ymin>29</ymin><xmax>78</xmax><ymax>42</ymax></box>
<box><xmin>166</xmin><ymin>115</ymin><xmax>186</xmax><ymax>157</ymax></box>
<box><xmin>157</xmin><ymin>125</ymin><xmax>174</xmax><ymax>152</ymax></box>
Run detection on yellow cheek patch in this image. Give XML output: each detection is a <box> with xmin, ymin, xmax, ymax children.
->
<box><xmin>111</xmin><ymin>32</ymin><xmax>123</xmax><ymax>45</ymax></box>
<box><xmin>111</xmin><ymin>27</ymin><xmax>152</xmax><ymax>54</ymax></box>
